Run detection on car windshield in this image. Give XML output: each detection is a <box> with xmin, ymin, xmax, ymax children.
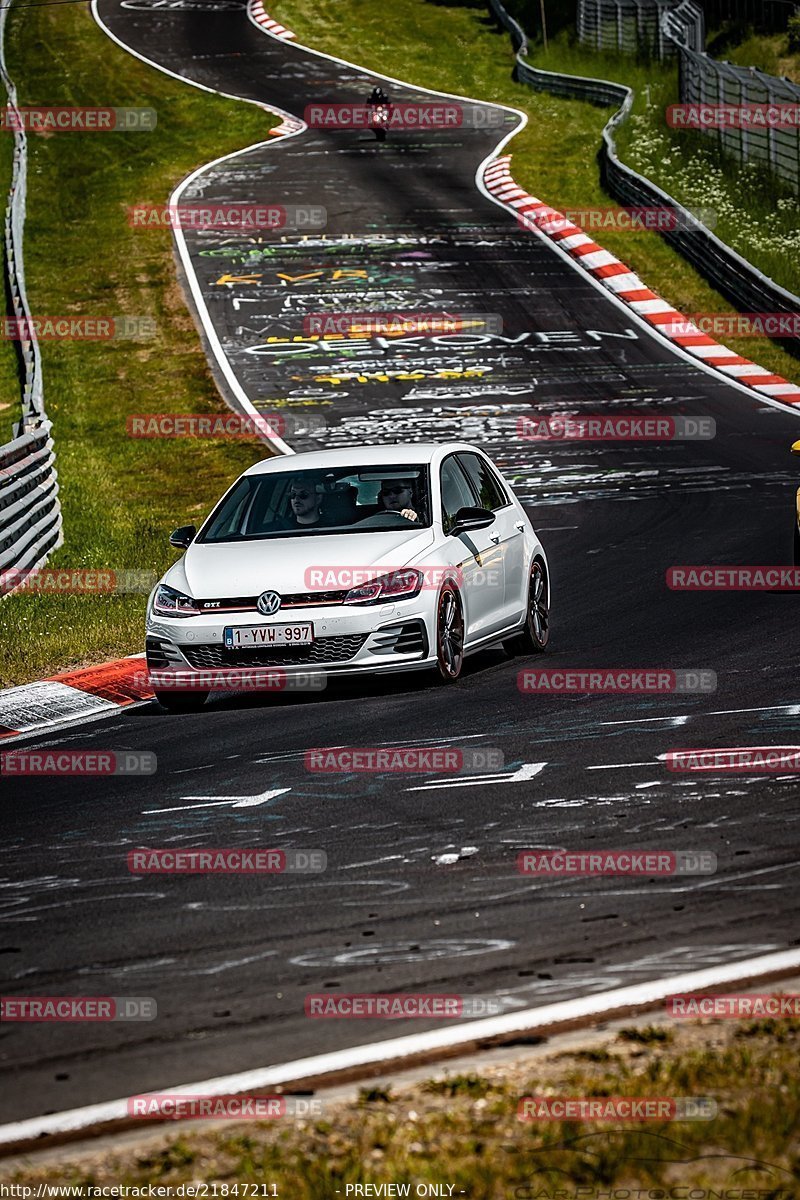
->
<box><xmin>197</xmin><ymin>465</ymin><xmax>432</xmax><ymax>543</ymax></box>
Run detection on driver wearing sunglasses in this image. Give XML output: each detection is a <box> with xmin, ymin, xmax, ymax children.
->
<box><xmin>288</xmin><ymin>478</ymin><xmax>323</xmax><ymax>526</ymax></box>
<box><xmin>379</xmin><ymin>479</ymin><xmax>419</xmax><ymax>523</ymax></box>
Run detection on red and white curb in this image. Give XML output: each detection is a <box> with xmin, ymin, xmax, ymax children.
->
<box><xmin>483</xmin><ymin>155</ymin><xmax>800</xmax><ymax>408</ymax></box>
<box><xmin>0</xmin><ymin>947</ymin><xmax>798</xmax><ymax>1153</ymax></box>
<box><xmin>246</xmin><ymin>2</ymin><xmax>303</xmax><ymax>135</ymax></box>
<box><xmin>0</xmin><ymin>655</ymin><xmax>152</xmax><ymax>740</ymax></box>
<box><xmin>248</xmin><ymin>0</ymin><xmax>295</xmax><ymax>41</ymax></box>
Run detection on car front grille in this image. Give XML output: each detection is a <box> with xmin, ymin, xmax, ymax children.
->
<box><xmin>181</xmin><ymin>635</ymin><xmax>368</xmax><ymax>668</ymax></box>
<box><xmin>196</xmin><ymin>589</ymin><xmax>348</xmax><ymax>613</ymax></box>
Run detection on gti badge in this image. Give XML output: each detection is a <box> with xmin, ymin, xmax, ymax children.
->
<box><xmin>256</xmin><ymin>590</ymin><xmax>281</xmax><ymax>616</ymax></box>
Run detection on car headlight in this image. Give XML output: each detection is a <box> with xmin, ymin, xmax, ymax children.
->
<box><xmin>151</xmin><ymin>583</ymin><xmax>201</xmax><ymax>618</ymax></box>
<box><xmin>344</xmin><ymin>569</ymin><xmax>423</xmax><ymax>605</ymax></box>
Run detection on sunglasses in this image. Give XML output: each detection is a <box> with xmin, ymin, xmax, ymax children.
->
<box><xmin>383</xmin><ymin>485</ymin><xmax>411</xmax><ymax>494</ymax></box>
<box><xmin>290</xmin><ymin>490</ymin><xmax>313</xmax><ymax>500</ymax></box>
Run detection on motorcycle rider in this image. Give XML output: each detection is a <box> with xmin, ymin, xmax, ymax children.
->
<box><xmin>368</xmin><ymin>84</ymin><xmax>391</xmax><ymax>140</ymax></box>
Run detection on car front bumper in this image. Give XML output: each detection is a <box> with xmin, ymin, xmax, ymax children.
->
<box><xmin>145</xmin><ymin>602</ymin><xmax>435</xmax><ymax>680</ymax></box>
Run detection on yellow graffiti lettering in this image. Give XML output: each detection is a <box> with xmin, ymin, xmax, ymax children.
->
<box><xmin>276</xmin><ymin>272</ymin><xmax>324</xmax><ymax>282</ymax></box>
<box><xmin>215</xmin><ymin>273</ymin><xmax>262</xmax><ymax>285</ymax></box>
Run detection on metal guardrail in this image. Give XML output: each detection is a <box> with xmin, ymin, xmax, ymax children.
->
<box><xmin>488</xmin><ymin>0</ymin><xmax>800</xmax><ymax>357</ymax></box>
<box><xmin>0</xmin><ymin>422</ymin><xmax>61</xmax><ymax>578</ymax></box>
<box><xmin>0</xmin><ymin>0</ymin><xmax>62</xmax><ymax>596</ymax></box>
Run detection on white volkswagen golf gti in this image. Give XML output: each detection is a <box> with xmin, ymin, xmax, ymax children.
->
<box><xmin>146</xmin><ymin>443</ymin><xmax>550</xmax><ymax>710</ymax></box>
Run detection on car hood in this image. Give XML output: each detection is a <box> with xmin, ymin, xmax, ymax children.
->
<box><xmin>165</xmin><ymin>528</ymin><xmax>437</xmax><ymax>599</ymax></box>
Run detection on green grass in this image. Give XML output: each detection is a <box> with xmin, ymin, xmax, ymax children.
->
<box><xmin>9</xmin><ymin>1018</ymin><xmax>799</xmax><ymax>1194</ymax></box>
<box><xmin>617</xmin><ymin>1024</ymin><xmax>674</xmax><ymax>1044</ymax></box>
<box><xmin>706</xmin><ymin>24</ymin><xmax>800</xmax><ymax>84</ymax></box>
<box><xmin>274</xmin><ymin>0</ymin><xmax>800</xmax><ymax>380</ymax></box>
<box><xmin>0</xmin><ymin>1</ymin><xmax>275</xmax><ymax>685</ymax></box>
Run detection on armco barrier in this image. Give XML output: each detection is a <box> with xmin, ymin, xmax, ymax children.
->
<box><xmin>488</xmin><ymin>0</ymin><xmax>800</xmax><ymax>359</ymax></box>
<box><xmin>0</xmin><ymin>0</ymin><xmax>62</xmax><ymax>596</ymax></box>
<box><xmin>0</xmin><ymin>423</ymin><xmax>61</xmax><ymax>581</ymax></box>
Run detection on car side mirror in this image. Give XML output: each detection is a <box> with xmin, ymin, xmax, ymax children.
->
<box><xmin>448</xmin><ymin>506</ymin><xmax>495</xmax><ymax>535</ymax></box>
<box><xmin>169</xmin><ymin>524</ymin><xmax>196</xmax><ymax>549</ymax></box>
<box><xmin>792</xmin><ymin>440</ymin><xmax>800</xmax><ymax>455</ymax></box>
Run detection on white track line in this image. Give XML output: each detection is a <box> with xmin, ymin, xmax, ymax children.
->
<box><xmin>2</xmin><ymin>947</ymin><xmax>799</xmax><ymax>1148</ymax></box>
<box><xmin>90</xmin><ymin>0</ymin><xmax>306</xmax><ymax>455</ymax></box>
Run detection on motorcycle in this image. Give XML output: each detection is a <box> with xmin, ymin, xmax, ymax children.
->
<box><xmin>370</xmin><ymin>102</ymin><xmax>390</xmax><ymax>142</ymax></box>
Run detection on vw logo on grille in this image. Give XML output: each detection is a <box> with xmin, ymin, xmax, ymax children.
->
<box><xmin>256</xmin><ymin>590</ymin><xmax>281</xmax><ymax>616</ymax></box>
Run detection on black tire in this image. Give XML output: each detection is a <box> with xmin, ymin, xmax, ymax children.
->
<box><xmin>434</xmin><ymin>583</ymin><xmax>465</xmax><ymax>682</ymax></box>
<box><xmin>794</xmin><ymin>519</ymin><xmax>800</xmax><ymax>567</ymax></box>
<box><xmin>504</xmin><ymin>559</ymin><xmax>550</xmax><ymax>655</ymax></box>
<box><xmin>375</xmin><ymin>128</ymin><xmax>386</xmax><ymax>142</ymax></box>
<box><xmin>154</xmin><ymin>690</ymin><xmax>209</xmax><ymax>712</ymax></box>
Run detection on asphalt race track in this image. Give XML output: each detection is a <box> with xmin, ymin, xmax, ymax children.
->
<box><xmin>2</xmin><ymin>0</ymin><xmax>800</xmax><ymax>1124</ymax></box>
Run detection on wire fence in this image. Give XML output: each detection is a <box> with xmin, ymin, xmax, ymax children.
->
<box><xmin>0</xmin><ymin>0</ymin><xmax>62</xmax><ymax>597</ymax></box>
<box><xmin>487</xmin><ymin>0</ymin><xmax>800</xmax><ymax>356</ymax></box>
<box><xmin>579</xmin><ymin>0</ymin><xmax>800</xmax><ymax>192</ymax></box>
<box><xmin>678</xmin><ymin>49</ymin><xmax>800</xmax><ymax>190</ymax></box>
<box><xmin>577</xmin><ymin>0</ymin><xmax>701</xmax><ymax>58</ymax></box>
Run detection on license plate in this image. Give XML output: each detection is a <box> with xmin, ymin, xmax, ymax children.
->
<box><xmin>224</xmin><ymin>623</ymin><xmax>313</xmax><ymax>648</ymax></box>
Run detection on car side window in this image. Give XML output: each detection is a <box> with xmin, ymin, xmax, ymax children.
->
<box><xmin>456</xmin><ymin>452</ymin><xmax>509</xmax><ymax>512</ymax></box>
<box><xmin>440</xmin><ymin>455</ymin><xmax>478</xmax><ymax>534</ymax></box>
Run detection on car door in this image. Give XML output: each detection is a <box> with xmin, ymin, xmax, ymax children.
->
<box><xmin>438</xmin><ymin>454</ymin><xmax>506</xmax><ymax>641</ymax></box>
<box><xmin>456</xmin><ymin>451</ymin><xmax>526</xmax><ymax>624</ymax></box>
